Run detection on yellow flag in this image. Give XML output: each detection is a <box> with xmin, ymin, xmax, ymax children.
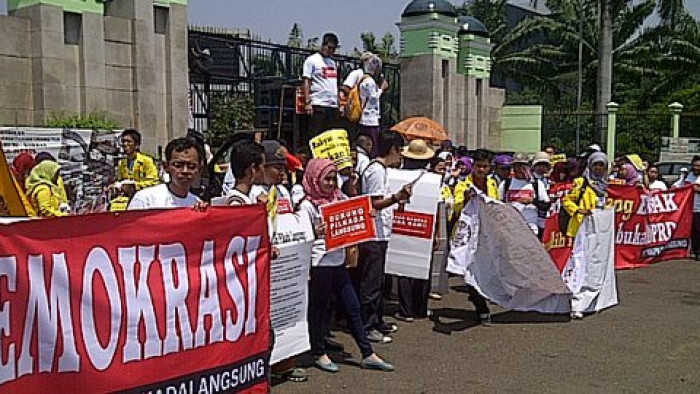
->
<box><xmin>0</xmin><ymin>142</ymin><xmax>34</xmax><ymax>216</ymax></box>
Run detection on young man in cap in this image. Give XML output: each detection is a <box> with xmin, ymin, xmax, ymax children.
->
<box><xmin>491</xmin><ymin>154</ymin><xmax>513</xmax><ymax>186</ymax></box>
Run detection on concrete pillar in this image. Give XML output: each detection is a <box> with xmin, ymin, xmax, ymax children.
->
<box><xmin>606</xmin><ymin>102</ymin><xmax>619</xmax><ymax>160</ymax></box>
<box><xmin>669</xmin><ymin>102</ymin><xmax>683</xmax><ymax>139</ymax></box>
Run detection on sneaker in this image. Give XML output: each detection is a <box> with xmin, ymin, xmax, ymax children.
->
<box><xmin>571</xmin><ymin>311</ymin><xmax>584</xmax><ymax>319</ymax></box>
<box><xmin>367</xmin><ymin>329</ymin><xmax>392</xmax><ymax>343</ymax></box>
<box><xmin>394</xmin><ymin>312</ymin><xmax>414</xmax><ymax>323</ymax></box>
<box><xmin>478</xmin><ymin>313</ymin><xmax>491</xmax><ymax>327</ymax></box>
<box><xmin>378</xmin><ymin>322</ymin><xmax>398</xmax><ymax>334</ymax></box>
<box><xmin>429</xmin><ymin>292</ymin><xmax>443</xmax><ymax>301</ymax></box>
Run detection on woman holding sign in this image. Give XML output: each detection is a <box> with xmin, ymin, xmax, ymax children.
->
<box><xmin>299</xmin><ymin>159</ymin><xmax>395</xmax><ymax>373</ymax></box>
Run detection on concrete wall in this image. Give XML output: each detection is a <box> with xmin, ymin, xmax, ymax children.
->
<box><xmin>400</xmin><ymin>53</ymin><xmax>505</xmax><ymax>150</ymax></box>
<box><xmin>0</xmin><ymin>0</ymin><xmax>188</xmax><ymax>154</ymax></box>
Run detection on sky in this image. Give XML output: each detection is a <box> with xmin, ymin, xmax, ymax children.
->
<box><xmin>1</xmin><ymin>1</ymin><xmax>700</xmax><ymax>52</ymax></box>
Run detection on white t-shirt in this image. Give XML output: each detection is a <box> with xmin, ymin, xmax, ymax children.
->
<box><xmin>359</xmin><ymin>76</ymin><xmax>383</xmax><ymax>127</ymax></box>
<box><xmin>499</xmin><ymin>178</ymin><xmax>540</xmax><ymax>233</ymax></box>
<box><xmin>648</xmin><ymin>180</ymin><xmax>668</xmax><ymax>191</ymax></box>
<box><xmin>299</xmin><ymin>200</ymin><xmax>346</xmax><ymax>267</ymax></box>
<box><xmin>675</xmin><ymin>172</ymin><xmax>700</xmax><ymax>212</ymax></box>
<box><xmin>356</xmin><ymin>148</ymin><xmax>371</xmax><ymax>175</ymax></box>
<box><xmin>222</xmin><ymin>167</ymin><xmax>236</xmax><ymax>196</ymax></box>
<box><xmin>128</xmin><ymin>184</ymin><xmax>199</xmax><ymax>210</ymax></box>
<box><xmin>532</xmin><ymin>175</ymin><xmax>551</xmax><ymax>229</ymax></box>
<box><xmin>302</xmin><ymin>53</ymin><xmax>338</xmax><ymax>108</ymax></box>
<box><xmin>343</xmin><ymin>68</ymin><xmax>364</xmax><ymax>89</ymax></box>
<box><xmin>225</xmin><ymin>188</ymin><xmax>254</xmax><ymax>205</ymax></box>
<box><xmin>361</xmin><ymin>161</ymin><xmax>392</xmax><ymax>241</ymax></box>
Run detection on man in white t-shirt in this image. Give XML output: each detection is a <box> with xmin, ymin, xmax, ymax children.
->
<box><xmin>359</xmin><ymin>131</ymin><xmax>412</xmax><ymax>344</ymax></box>
<box><xmin>302</xmin><ymin>33</ymin><xmax>341</xmax><ymax>140</ymax></box>
<box><xmin>675</xmin><ymin>156</ymin><xmax>700</xmax><ymax>259</ymax></box>
<box><xmin>499</xmin><ymin>153</ymin><xmax>544</xmax><ymax>235</ymax></box>
<box><xmin>128</xmin><ymin>137</ymin><xmax>205</xmax><ymax>210</ymax></box>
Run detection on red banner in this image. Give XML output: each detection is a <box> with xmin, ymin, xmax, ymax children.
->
<box><xmin>392</xmin><ymin>210</ymin><xmax>435</xmax><ymax>239</ymax></box>
<box><xmin>321</xmin><ymin>196</ymin><xmax>377</xmax><ymax>251</ymax></box>
<box><xmin>544</xmin><ymin>184</ymin><xmax>694</xmax><ymax>270</ymax></box>
<box><xmin>0</xmin><ymin>206</ymin><xmax>271</xmax><ymax>393</ymax></box>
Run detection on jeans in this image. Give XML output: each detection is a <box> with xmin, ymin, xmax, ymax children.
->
<box><xmin>358</xmin><ymin>240</ymin><xmax>389</xmax><ymax>331</ymax></box>
<box><xmin>309</xmin><ymin>266</ymin><xmax>373</xmax><ymax>359</ymax></box>
<box><xmin>398</xmin><ymin>276</ymin><xmax>430</xmax><ymax>318</ymax></box>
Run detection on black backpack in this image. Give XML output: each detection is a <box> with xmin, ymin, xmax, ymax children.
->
<box><xmin>532</xmin><ymin>178</ymin><xmax>552</xmax><ymax>219</ymax></box>
<box><xmin>558</xmin><ymin>178</ymin><xmax>588</xmax><ymax>234</ymax></box>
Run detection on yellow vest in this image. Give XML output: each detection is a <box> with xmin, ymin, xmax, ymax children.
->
<box><xmin>562</xmin><ymin>177</ymin><xmax>605</xmax><ymax>237</ymax></box>
<box><xmin>453</xmin><ymin>174</ymin><xmax>500</xmax><ymax>215</ymax></box>
<box><xmin>118</xmin><ymin>152</ymin><xmax>160</xmax><ymax>190</ymax></box>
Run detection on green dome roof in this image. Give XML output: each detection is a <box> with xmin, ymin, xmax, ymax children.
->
<box><xmin>458</xmin><ymin>15</ymin><xmax>489</xmax><ymax>37</ymax></box>
<box><xmin>402</xmin><ymin>0</ymin><xmax>458</xmax><ymax>18</ymax></box>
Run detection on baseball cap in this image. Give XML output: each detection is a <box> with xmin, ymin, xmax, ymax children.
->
<box><xmin>261</xmin><ymin>140</ymin><xmax>287</xmax><ymax>166</ymax></box>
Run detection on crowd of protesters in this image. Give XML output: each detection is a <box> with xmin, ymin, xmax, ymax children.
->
<box><xmin>5</xmin><ymin>31</ymin><xmax>700</xmax><ymax>386</ymax></box>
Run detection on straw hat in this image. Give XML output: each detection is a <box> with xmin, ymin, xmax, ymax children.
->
<box><xmin>532</xmin><ymin>151</ymin><xmax>551</xmax><ymax>166</ymax></box>
<box><xmin>401</xmin><ymin>139</ymin><xmax>435</xmax><ymax>160</ymax></box>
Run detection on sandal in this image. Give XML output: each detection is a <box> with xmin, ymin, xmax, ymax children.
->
<box><xmin>271</xmin><ymin>368</ymin><xmax>308</xmax><ymax>383</ymax></box>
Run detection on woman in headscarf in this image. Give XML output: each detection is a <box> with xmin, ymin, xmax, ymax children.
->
<box><xmin>618</xmin><ymin>163</ymin><xmax>639</xmax><ymax>186</ymax></box>
<box><xmin>25</xmin><ymin>160</ymin><xmax>68</xmax><ymax>218</ymax></box>
<box><xmin>562</xmin><ymin>152</ymin><xmax>609</xmax><ymax>239</ymax></box>
<box><xmin>298</xmin><ymin>159</ymin><xmax>394</xmax><ymax>373</ymax></box>
<box><xmin>11</xmin><ymin>153</ymin><xmax>35</xmax><ymax>193</ymax></box>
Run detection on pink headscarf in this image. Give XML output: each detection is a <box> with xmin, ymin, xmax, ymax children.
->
<box><xmin>622</xmin><ymin>163</ymin><xmax>639</xmax><ymax>185</ymax></box>
<box><xmin>303</xmin><ymin>159</ymin><xmax>343</xmax><ymax>206</ymax></box>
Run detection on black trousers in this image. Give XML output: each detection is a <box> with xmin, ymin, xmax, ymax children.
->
<box><xmin>306</xmin><ymin>105</ymin><xmax>340</xmax><ymax>142</ymax></box>
<box><xmin>467</xmin><ymin>285</ymin><xmax>490</xmax><ymax>315</ymax></box>
<box><xmin>358</xmin><ymin>240</ymin><xmax>389</xmax><ymax>331</ymax></box>
<box><xmin>692</xmin><ymin>212</ymin><xmax>700</xmax><ymax>254</ymax></box>
<box><xmin>398</xmin><ymin>276</ymin><xmax>430</xmax><ymax>318</ymax></box>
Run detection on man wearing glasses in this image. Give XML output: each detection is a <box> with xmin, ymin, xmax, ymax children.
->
<box><xmin>302</xmin><ymin>33</ymin><xmax>341</xmax><ymax>141</ymax></box>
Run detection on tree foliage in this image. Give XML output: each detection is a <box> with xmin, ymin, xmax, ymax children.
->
<box><xmin>45</xmin><ymin>111</ymin><xmax>120</xmax><ymax>130</ymax></box>
<box><xmin>208</xmin><ymin>92</ymin><xmax>255</xmax><ymax>150</ymax></box>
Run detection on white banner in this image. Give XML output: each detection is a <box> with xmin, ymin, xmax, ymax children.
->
<box><xmin>385</xmin><ymin>169</ymin><xmax>441</xmax><ymax>280</ymax></box>
<box><xmin>269</xmin><ymin>213</ymin><xmax>314</xmax><ymax>364</ymax></box>
<box><xmin>451</xmin><ymin>194</ymin><xmax>572</xmax><ymax>314</ymax></box>
<box><xmin>563</xmin><ymin>209</ymin><xmax>618</xmax><ymax>313</ymax></box>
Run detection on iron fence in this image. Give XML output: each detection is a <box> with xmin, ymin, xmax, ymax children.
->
<box><xmin>188</xmin><ymin>30</ymin><xmax>400</xmax><ymax>147</ymax></box>
<box><xmin>542</xmin><ymin>111</ymin><xmax>607</xmax><ymax>156</ymax></box>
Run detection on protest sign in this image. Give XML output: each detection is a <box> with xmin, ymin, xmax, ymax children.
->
<box><xmin>269</xmin><ymin>213</ymin><xmax>314</xmax><ymax>364</ymax></box>
<box><xmin>550</xmin><ymin>154</ymin><xmax>566</xmax><ymax>164</ymax></box>
<box><xmin>320</xmin><ymin>196</ymin><xmax>377</xmax><ymax>251</ymax></box>
<box><xmin>385</xmin><ymin>170</ymin><xmax>441</xmax><ymax>280</ymax></box>
<box><xmin>0</xmin><ymin>127</ymin><xmax>124</xmax><ymax>214</ymax></box>
<box><xmin>309</xmin><ymin>129</ymin><xmax>353</xmax><ymax>171</ymax></box>
<box><xmin>451</xmin><ymin>196</ymin><xmax>571</xmax><ymax>314</ymax></box>
<box><xmin>562</xmin><ymin>209</ymin><xmax>618</xmax><ymax>313</ymax></box>
<box><xmin>543</xmin><ymin>184</ymin><xmax>694</xmax><ymax>270</ymax></box>
<box><xmin>0</xmin><ymin>206</ymin><xmax>271</xmax><ymax>393</ymax></box>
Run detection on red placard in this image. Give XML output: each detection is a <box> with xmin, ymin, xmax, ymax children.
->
<box><xmin>0</xmin><ymin>206</ymin><xmax>271</xmax><ymax>393</ymax></box>
<box><xmin>392</xmin><ymin>210</ymin><xmax>435</xmax><ymax>239</ymax></box>
<box><xmin>543</xmin><ymin>184</ymin><xmax>694</xmax><ymax>271</ymax></box>
<box><xmin>321</xmin><ymin>196</ymin><xmax>377</xmax><ymax>251</ymax></box>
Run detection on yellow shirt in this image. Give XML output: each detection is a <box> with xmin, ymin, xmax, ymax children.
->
<box><xmin>454</xmin><ymin>174</ymin><xmax>500</xmax><ymax>215</ymax></box>
<box><xmin>562</xmin><ymin>177</ymin><xmax>605</xmax><ymax>237</ymax></box>
<box><xmin>31</xmin><ymin>184</ymin><xmax>66</xmax><ymax>218</ymax></box>
<box><xmin>118</xmin><ymin>152</ymin><xmax>160</xmax><ymax>191</ymax></box>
